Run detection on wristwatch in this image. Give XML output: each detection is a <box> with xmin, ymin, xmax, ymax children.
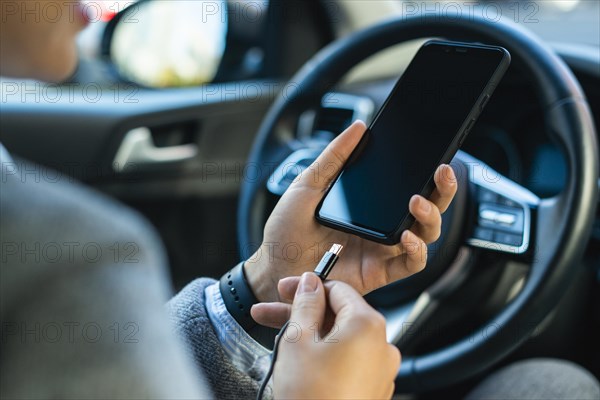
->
<box><xmin>219</xmin><ymin>262</ymin><xmax>278</xmax><ymax>349</ymax></box>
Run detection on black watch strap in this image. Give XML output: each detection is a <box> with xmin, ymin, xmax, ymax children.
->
<box><xmin>219</xmin><ymin>262</ymin><xmax>277</xmax><ymax>349</ymax></box>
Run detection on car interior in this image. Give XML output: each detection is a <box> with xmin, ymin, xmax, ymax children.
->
<box><xmin>1</xmin><ymin>0</ymin><xmax>598</xmax><ymax>398</ymax></box>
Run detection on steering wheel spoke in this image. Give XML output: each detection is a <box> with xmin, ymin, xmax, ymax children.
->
<box><xmin>382</xmin><ymin>246</ymin><xmax>476</xmax><ymax>351</ymax></box>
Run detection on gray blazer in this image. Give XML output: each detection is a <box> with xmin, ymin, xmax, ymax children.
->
<box><xmin>0</xmin><ymin>151</ymin><xmax>259</xmax><ymax>399</ymax></box>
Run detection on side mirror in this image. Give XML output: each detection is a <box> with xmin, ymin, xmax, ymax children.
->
<box><xmin>102</xmin><ymin>0</ymin><xmax>228</xmax><ymax>88</ymax></box>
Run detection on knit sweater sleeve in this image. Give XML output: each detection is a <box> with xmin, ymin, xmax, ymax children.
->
<box><xmin>166</xmin><ymin>278</ymin><xmax>270</xmax><ymax>400</ymax></box>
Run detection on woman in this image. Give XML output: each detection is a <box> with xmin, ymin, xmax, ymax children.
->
<box><xmin>2</xmin><ymin>1</ymin><xmax>597</xmax><ymax>399</ymax></box>
<box><xmin>0</xmin><ymin>1</ymin><xmax>455</xmax><ymax>398</ymax></box>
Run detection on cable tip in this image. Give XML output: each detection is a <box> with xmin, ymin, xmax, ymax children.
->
<box><xmin>329</xmin><ymin>243</ymin><xmax>343</xmax><ymax>256</ymax></box>
<box><xmin>314</xmin><ymin>244</ymin><xmax>344</xmax><ymax>281</ymax></box>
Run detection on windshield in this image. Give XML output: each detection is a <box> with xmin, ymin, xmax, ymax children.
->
<box><xmin>398</xmin><ymin>1</ymin><xmax>600</xmax><ymax>47</ymax></box>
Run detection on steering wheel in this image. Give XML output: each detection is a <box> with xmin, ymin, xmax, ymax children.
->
<box><xmin>238</xmin><ymin>14</ymin><xmax>598</xmax><ymax>392</ymax></box>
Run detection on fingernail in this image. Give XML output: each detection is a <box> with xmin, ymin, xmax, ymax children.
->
<box><xmin>419</xmin><ymin>197</ymin><xmax>431</xmax><ymax>213</ymax></box>
<box><xmin>401</xmin><ymin>230</ymin><xmax>410</xmax><ymax>241</ymax></box>
<box><xmin>443</xmin><ymin>165</ymin><xmax>456</xmax><ymax>183</ymax></box>
<box><xmin>298</xmin><ymin>272</ymin><xmax>318</xmax><ymax>294</ymax></box>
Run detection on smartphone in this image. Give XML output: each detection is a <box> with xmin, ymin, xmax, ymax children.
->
<box><xmin>315</xmin><ymin>40</ymin><xmax>511</xmax><ymax>245</ymax></box>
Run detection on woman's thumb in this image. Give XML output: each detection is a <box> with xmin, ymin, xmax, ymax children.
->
<box><xmin>297</xmin><ymin>120</ymin><xmax>366</xmax><ymax>190</ymax></box>
<box><xmin>289</xmin><ymin>272</ymin><xmax>326</xmax><ymax>331</ymax></box>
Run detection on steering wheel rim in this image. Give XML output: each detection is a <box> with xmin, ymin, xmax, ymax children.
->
<box><xmin>238</xmin><ymin>14</ymin><xmax>598</xmax><ymax>392</ymax></box>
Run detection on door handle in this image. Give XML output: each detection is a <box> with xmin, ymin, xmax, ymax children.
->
<box><xmin>113</xmin><ymin>127</ymin><xmax>198</xmax><ymax>172</ymax></box>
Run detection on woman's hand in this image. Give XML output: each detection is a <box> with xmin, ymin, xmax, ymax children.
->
<box><xmin>245</xmin><ymin>120</ymin><xmax>457</xmax><ymax>303</ymax></box>
<box><xmin>272</xmin><ymin>273</ymin><xmax>400</xmax><ymax>399</ymax></box>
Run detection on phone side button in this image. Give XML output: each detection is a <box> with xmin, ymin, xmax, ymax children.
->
<box><xmin>458</xmin><ymin>133</ymin><xmax>466</xmax><ymax>147</ymax></box>
<box><xmin>479</xmin><ymin>94</ymin><xmax>490</xmax><ymax>111</ymax></box>
<box><xmin>459</xmin><ymin>121</ymin><xmax>475</xmax><ymax>146</ymax></box>
<box><xmin>465</xmin><ymin>119</ymin><xmax>475</xmax><ymax>132</ymax></box>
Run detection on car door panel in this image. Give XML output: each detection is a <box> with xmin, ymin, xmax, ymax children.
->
<box><xmin>1</xmin><ymin>80</ymin><xmax>278</xmax><ymax>286</ymax></box>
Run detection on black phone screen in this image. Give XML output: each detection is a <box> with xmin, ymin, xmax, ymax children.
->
<box><xmin>318</xmin><ymin>42</ymin><xmax>506</xmax><ymax>237</ymax></box>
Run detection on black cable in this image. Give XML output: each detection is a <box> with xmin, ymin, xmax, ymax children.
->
<box><xmin>256</xmin><ymin>244</ymin><xmax>344</xmax><ymax>400</ymax></box>
<box><xmin>256</xmin><ymin>320</ymin><xmax>290</xmax><ymax>400</ymax></box>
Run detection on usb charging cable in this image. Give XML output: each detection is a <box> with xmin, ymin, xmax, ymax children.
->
<box><xmin>256</xmin><ymin>244</ymin><xmax>344</xmax><ymax>400</ymax></box>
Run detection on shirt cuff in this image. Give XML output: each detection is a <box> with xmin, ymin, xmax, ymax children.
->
<box><xmin>204</xmin><ymin>276</ymin><xmax>271</xmax><ymax>379</ymax></box>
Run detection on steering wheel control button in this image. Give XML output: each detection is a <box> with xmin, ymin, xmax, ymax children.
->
<box><xmin>498</xmin><ymin>196</ymin><xmax>519</xmax><ymax>208</ymax></box>
<box><xmin>494</xmin><ymin>232</ymin><xmax>523</xmax><ymax>246</ymax></box>
<box><xmin>478</xmin><ymin>187</ymin><xmax>499</xmax><ymax>203</ymax></box>
<box><xmin>479</xmin><ymin>209</ymin><xmax>499</xmax><ymax>223</ymax></box>
<box><xmin>479</xmin><ymin>208</ymin><xmax>517</xmax><ymax>227</ymax></box>
<box><xmin>478</xmin><ymin>204</ymin><xmax>524</xmax><ymax>233</ymax></box>
<box><xmin>474</xmin><ymin>227</ymin><xmax>495</xmax><ymax>241</ymax></box>
<box><xmin>496</xmin><ymin>213</ymin><xmax>517</xmax><ymax>226</ymax></box>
